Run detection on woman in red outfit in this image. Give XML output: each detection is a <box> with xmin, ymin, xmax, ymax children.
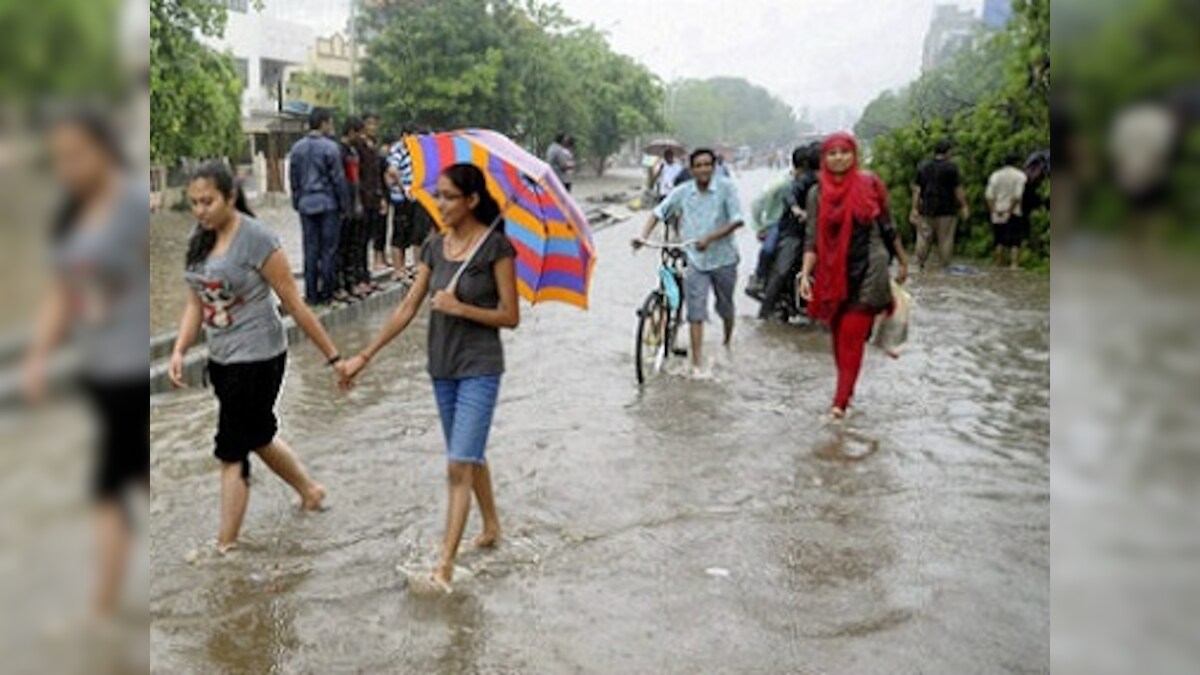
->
<box><xmin>799</xmin><ymin>133</ymin><xmax>909</xmax><ymax>419</ymax></box>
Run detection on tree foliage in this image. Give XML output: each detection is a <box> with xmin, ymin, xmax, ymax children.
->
<box><xmin>150</xmin><ymin>0</ymin><xmax>245</xmax><ymax>166</ymax></box>
<box><xmin>859</xmin><ymin>0</ymin><xmax>1050</xmax><ymax>266</ymax></box>
<box><xmin>358</xmin><ymin>0</ymin><xmax>663</xmax><ymax>174</ymax></box>
<box><xmin>668</xmin><ymin>77</ymin><xmax>800</xmax><ymax>148</ymax></box>
<box><xmin>0</xmin><ymin>0</ymin><xmax>125</xmax><ymax>99</ymax></box>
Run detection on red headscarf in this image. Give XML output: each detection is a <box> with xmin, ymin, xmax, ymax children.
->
<box><xmin>809</xmin><ymin>132</ymin><xmax>888</xmax><ymax>323</ymax></box>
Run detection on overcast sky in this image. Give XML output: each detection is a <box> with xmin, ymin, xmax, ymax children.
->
<box><xmin>275</xmin><ymin>0</ymin><xmax>983</xmax><ymax>123</ymax></box>
<box><xmin>553</xmin><ymin>0</ymin><xmax>982</xmax><ymax>117</ymax></box>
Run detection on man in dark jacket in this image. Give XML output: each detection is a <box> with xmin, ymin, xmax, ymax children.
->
<box><xmin>289</xmin><ymin>107</ymin><xmax>347</xmax><ymax>305</ymax></box>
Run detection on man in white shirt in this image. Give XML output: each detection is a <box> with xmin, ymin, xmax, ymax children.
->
<box><xmin>986</xmin><ymin>153</ymin><xmax>1029</xmax><ymax>268</ymax></box>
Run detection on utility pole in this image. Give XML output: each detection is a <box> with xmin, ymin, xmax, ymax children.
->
<box><xmin>348</xmin><ymin>0</ymin><xmax>357</xmax><ymax>114</ymax></box>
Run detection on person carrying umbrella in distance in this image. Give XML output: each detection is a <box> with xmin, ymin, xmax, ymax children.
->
<box><xmin>338</xmin><ymin>129</ymin><xmax>596</xmax><ymax>593</ymax></box>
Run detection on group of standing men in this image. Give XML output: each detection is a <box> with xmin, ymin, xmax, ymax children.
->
<box><xmin>288</xmin><ymin>107</ymin><xmax>436</xmax><ymax>306</ymax></box>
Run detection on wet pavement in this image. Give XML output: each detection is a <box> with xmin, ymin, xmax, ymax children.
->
<box><xmin>150</xmin><ymin>168</ymin><xmax>1049</xmax><ymax>673</ymax></box>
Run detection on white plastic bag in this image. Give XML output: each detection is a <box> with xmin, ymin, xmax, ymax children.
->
<box><xmin>872</xmin><ymin>280</ymin><xmax>912</xmax><ymax>359</ymax></box>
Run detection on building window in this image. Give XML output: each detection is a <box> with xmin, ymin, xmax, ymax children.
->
<box><xmin>233</xmin><ymin>58</ymin><xmax>249</xmax><ymax>87</ymax></box>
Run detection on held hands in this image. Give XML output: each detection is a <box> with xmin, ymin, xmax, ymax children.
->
<box><xmin>336</xmin><ymin>354</ymin><xmax>368</xmax><ymax>391</ymax></box>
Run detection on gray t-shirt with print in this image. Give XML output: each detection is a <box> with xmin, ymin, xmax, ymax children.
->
<box><xmin>421</xmin><ymin>229</ymin><xmax>516</xmax><ymax>379</ymax></box>
<box><xmin>54</xmin><ymin>180</ymin><xmax>150</xmax><ymax>380</ymax></box>
<box><xmin>184</xmin><ymin>217</ymin><xmax>287</xmax><ymax>364</ymax></box>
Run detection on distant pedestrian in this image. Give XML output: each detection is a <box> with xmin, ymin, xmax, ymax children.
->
<box><xmin>288</xmin><ymin>107</ymin><xmax>348</xmax><ymax>305</ymax></box>
<box><xmin>986</xmin><ymin>152</ymin><xmax>1029</xmax><ymax>269</ymax></box>
<box><xmin>546</xmin><ymin>133</ymin><xmax>576</xmax><ymax>192</ymax></box>
<box><xmin>910</xmin><ymin>139</ymin><xmax>969</xmax><ymax>271</ymax></box>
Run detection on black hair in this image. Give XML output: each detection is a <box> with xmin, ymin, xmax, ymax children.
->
<box><xmin>362</xmin><ymin>112</ymin><xmax>379</xmax><ymax>122</ymax></box>
<box><xmin>791</xmin><ymin>146</ymin><xmax>807</xmax><ymax>170</ymax></box>
<box><xmin>1003</xmin><ymin>151</ymin><xmax>1022</xmax><ymax>167</ymax></box>
<box><xmin>690</xmin><ymin>148</ymin><xmax>716</xmax><ymax>167</ymax></box>
<box><xmin>309</xmin><ymin>107</ymin><xmax>332</xmax><ymax>131</ymax></box>
<box><xmin>441</xmin><ymin>163</ymin><xmax>502</xmax><ymax>227</ymax></box>
<box><xmin>185</xmin><ymin>161</ymin><xmax>255</xmax><ymax>269</ymax></box>
<box><xmin>934</xmin><ymin>138</ymin><xmax>954</xmax><ymax>155</ymax></box>
<box><xmin>554</xmin><ymin>132</ymin><xmax>566</xmax><ymax>144</ymax></box>
<box><xmin>663</xmin><ymin>149</ymin><xmax>675</xmax><ymax>162</ymax></box>
<box><xmin>49</xmin><ymin>109</ymin><xmax>128</xmax><ymax>242</ymax></box>
<box><xmin>343</xmin><ymin>116</ymin><xmax>364</xmax><ymax>135</ymax></box>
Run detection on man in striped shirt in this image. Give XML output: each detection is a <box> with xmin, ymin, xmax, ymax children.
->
<box><xmin>385</xmin><ymin>130</ymin><xmax>426</xmax><ymax>280</ymax></box>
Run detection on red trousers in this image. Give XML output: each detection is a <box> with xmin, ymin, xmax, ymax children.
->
<box><xmin>830</xmin><ymin>308</ymin><xmax>877</xmax><ymax>410</ymax></box>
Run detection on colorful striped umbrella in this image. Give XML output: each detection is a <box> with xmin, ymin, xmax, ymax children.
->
<box><xmin>404</xmin><ymin>129</ymin><xmax>596</xmax><ymax>310</ymax></box>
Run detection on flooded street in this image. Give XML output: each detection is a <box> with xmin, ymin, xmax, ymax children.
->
<box><xmin>150</xmin><ymin>169</ymin><xmax>1049</xmax><ymax>673</ymax></box>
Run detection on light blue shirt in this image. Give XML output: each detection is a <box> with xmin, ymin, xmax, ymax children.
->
<box><xmin>653</xmin><ymin>177</ymin><xmax>744</xmax><ymax>271</ymax></box>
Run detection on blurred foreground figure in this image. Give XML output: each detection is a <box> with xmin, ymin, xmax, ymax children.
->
<box><xmin>21</xmin><ymin>110</ymin><xmax>149</xmax><ymax>618</ymax></box>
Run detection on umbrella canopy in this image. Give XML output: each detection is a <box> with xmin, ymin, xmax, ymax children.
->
<box><xmin>405</xmin><ymin>129</ymin><xmax>596</xmax><ymax>309</ymax></box>
<box><xmin>642</xmin><ymin>138</ymin><xmax>687</xmax><ymax>157</ymax></box>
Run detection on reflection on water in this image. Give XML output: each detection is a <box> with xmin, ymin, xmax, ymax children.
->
<box><xmin>151</xmin><ymin>169</ymin><xmax>1049</xmax><ymax>673</ymax></box>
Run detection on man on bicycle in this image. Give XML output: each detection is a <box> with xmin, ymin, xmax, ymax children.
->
<box><xmin>632</xmin><ymin>148</ymin><xmax>744</xmax><ymax>379</ymax></box>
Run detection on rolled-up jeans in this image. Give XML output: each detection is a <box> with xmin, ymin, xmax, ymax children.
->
<box><xmin>300</xmin><ymin>209</ymin><xmax>341</xmax><ymax>303</ymax></box>
<box><xmin>754</xmin><ymin>221</ymin><xmax>781</xmax><ymax>280</ymax></box>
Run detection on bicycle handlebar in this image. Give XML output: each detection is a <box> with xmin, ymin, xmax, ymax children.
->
<box><xmin>634</xmin><ymin>239</ymin><xmax>698</xmax><ymax>250</ymax></box>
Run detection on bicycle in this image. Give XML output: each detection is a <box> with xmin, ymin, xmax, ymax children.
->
<box><xmin>632</xmin><ymin>239</ymin><xmax>696</xmax><ymax>385</ymax></box>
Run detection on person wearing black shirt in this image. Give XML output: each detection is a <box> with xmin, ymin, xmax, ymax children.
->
<box><xmin>910</xmin><ymin>139</ymin><xmax>969</xmax><ymax>271</ymax></box>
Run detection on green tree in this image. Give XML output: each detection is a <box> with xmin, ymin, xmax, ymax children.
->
<box><xmin>863</xmin><ymin>0</ymin><xmax>1050</xmax><ymax>267</ymax></box>
<box><xmin>0</xmin><ymin>0</ymin><xmax>124</xmax><ymax>99</ymax></box>
<box><xmin>150</xmin><ymin>0</ymin><xmax>245</xmax><ymax>165</ymax></box>
<box><xmin>666</xmin><ymin>77</ymin><xmax>799</xmax><ymax>148</ymax></box>
<box><xmin>358</xmin><ymin>0</ymin><xmax>662</xmax><ymax>175</ymax></box>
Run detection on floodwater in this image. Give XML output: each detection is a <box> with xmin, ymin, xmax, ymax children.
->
<box><xmin>150</xmin><ymin>169</ymin><xmax>1049</xmax><ymax>673</ymax></box>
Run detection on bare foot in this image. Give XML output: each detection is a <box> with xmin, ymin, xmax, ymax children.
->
<box><xmin>432</xmin><ymin>562</ymin><xmax>454</xmax><ymax>592</ymax></box>
<box><xmin>472</xmin><ymin>529</ymin><xmax>501</xmax><ymax>549</ymax></box>
<box><xmin>301</xmin><ymin>484</ymin><xmax>327</xmax><ymax>511</ymax></box>
<box><xmin>215</xmin><ymin>540</ymin><xmax>239</xmax><ymax>556</ymax></box>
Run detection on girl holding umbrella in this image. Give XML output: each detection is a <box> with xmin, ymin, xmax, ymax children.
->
<box><xmin>338</xmin><ymin>163</ymin><xmax>519</xmax><ymax>593</ymax></box>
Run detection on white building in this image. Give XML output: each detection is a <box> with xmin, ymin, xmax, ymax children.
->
<box><xmin>922</xmin><ymin>4</ymin><xmax>979</xmax><ymax>73</ymax></box>
<box><xmin>200</xmin><ymin>0</ymin><xmax>328</xmax><ymax>121</ymax></box>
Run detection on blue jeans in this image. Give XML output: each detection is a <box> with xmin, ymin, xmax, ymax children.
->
<box><xmin>755</xmin><ymin>222</ymin><xmax>781</xmax><ymax>280</ymax></box>
<box><xmin>300</xmin><ymin>210</ymin><xmax>341</xmax><ymax>303</ymax></box>
<box><xmin>432</xmin><ymin>375</ymin><xmax>502</xmax><ymax>465</ymax></box>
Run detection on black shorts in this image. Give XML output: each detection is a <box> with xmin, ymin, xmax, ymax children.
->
<box><xmin>992</xmin><ymin>216</ymin><xmax>1030</xmax><ymax>248</ymax></box>
<box><xmin>80</xmin><ymin>375</ymin><xmax>150</xmax><ymax>500</ymax></box>
<box><xmin>208</xmin><ymin>351</ymin><xmax>287</xmax><ymax>477</ymax></box>
<box><xmin>390</xmin><ymin>199</ymin><xmax>413</xmax><ymax>249</ymax></box>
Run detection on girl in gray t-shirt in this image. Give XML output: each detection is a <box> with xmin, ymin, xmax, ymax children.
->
<box><xmin>338</xmin><ymin>163</ymin><xmax>520</xmax><ymax>593</ymax></box>
<box><xmin>22</xmin><ymin>111</ymin><xmax>149</xmax><ymax>616</ymax></box>
<box><xmin>169</xmin><ymin>162</ymin><xmax>345</xmax><ymax>554</ymax></box>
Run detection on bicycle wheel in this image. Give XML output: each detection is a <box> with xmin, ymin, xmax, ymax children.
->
<box><xmin>635</xmin><ymin>291</ymin><xmax>668</xmax><ymax>385</ymax></box>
